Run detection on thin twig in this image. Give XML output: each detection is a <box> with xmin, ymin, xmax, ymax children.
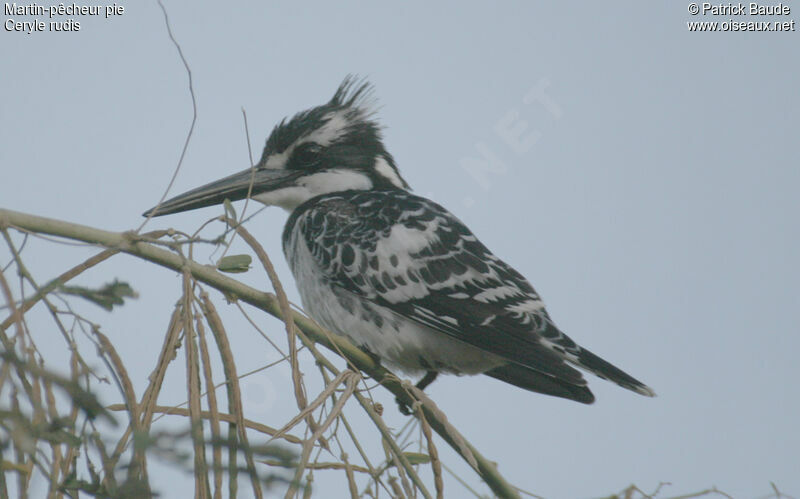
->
<box><xmin>265</xmin><ymin>370</ymin><xmax>349</xmax><ymax>447</ymax></box>
<box><xmin>0</xmin><ymin>248</ymin><xmax>119</xmax><ymax>332</ymax></box>
<box><xmin>200</xmin><ymin>293</ymin><xmax>263</xmax><ymax>499</ymax></box>
<box><xmin>139</xmin><ymin>0</ymin><xmax>198</xmax><ymax>232</ymax></box>
<box><xmin>106</xmin><ymin>404</ymin><xmax>303</xmax><ymax>445</ymax></box>
<box><xmin>0</xmin><ymin>208</ymin><xmax>523</xmax><ymax>499</ymax></box>
<box><xmin>195</xmin><ymin>308</ymin><xmax>224</xmax><ymax>499</ymax></box>
<box><xmin>417</xmin><ymin>406</ymin><xmax>443</xmax><ymax>499</ymax></box>
<box><xmin>183</xmin><ymin>271</ymin><xmax>211</xmax><ymax>499</ymax></box>
<box><xmin>217</xmin><ymin>108</ymin><xmax>258</xmax><ymax>260</ymax></box>
<box><xmin>228</xmin><ymin>220</ymin><xmax>308</xmax><ymax>414</ymax></box>
<box><xmin>286</xmin><ymin>372</ymin><xmax>359</xmax><ymax>499</ymax></box>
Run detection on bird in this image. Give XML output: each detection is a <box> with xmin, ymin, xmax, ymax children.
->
<box><xmin>144</xmin><ymin>76</ymin><xmax>655</xmax><ymax>411</ymax></box>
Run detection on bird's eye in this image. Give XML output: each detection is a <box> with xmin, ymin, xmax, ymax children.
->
<box><xmin>291</xmin><ymin>143</ymin><xmax>323</xmax><ymax>168</ymax></box>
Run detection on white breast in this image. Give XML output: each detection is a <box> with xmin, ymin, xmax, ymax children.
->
<box><xmin>284</xmin><ymin>231</ymin><xmax>504</xmax><ymax>375</ymax></box>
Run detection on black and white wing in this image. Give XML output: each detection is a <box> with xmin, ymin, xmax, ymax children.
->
<box><xmin>285</xmin><ymin>190</ymin><xmax>654</xmax><ymax>403</ymax></box>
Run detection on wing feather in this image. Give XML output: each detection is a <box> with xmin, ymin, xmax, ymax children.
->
<box><xmin>285</xmin><ymin>190</ymin><xmax>587</xmax><ymax>386</ymax></box>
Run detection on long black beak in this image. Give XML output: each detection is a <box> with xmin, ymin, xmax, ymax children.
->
<box><xmin>143</xmin><ymin>167</ymin><xmax>300</xmax><ymax>217</ymax></box>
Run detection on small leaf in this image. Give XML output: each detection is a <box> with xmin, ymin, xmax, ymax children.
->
<box><xmin>59</xmin><ymin>279</ymin><xmax>138</xmax><ymax>311</ymax></box>
<box><xmin>217</xmin><ymin>254</ymin><xmax>252</xmax><ymax>273</ymax></box>
<box><xmin>385</xmin><ymin>452</ymin><xmax>431</xmax><ymax>469</ymax></box>
<box><xmin>402</xmin><ymin>452</ymin><xmax>431</xmax><ymax>465</ymax></box>
<box><xmin>41</xmin><ymin>428</ymin><xmax>82</xmax><ymax>447</ymax></box>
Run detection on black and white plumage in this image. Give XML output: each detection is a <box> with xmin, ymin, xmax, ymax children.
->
<box><xmin>145</xmin><ymin>77</ymin><xmax>655</xmax><ymax>406</ymax></box>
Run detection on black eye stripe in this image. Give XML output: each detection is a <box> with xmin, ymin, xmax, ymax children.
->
<box><xmin>290</xmin><ymin>142</ymin><xmax>323</xmax><ymax>168</ymax></box>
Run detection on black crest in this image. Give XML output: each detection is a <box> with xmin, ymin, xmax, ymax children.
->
<box><xmin>263</xmin><ymin>75</ymin><xmax>379</xmax><ymax>156</ymax></box>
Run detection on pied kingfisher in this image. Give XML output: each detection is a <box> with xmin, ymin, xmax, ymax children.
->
<box><xmin>144</xmin><ymin>77</ymin><xmax>655</xmax><ymax>409</ymax></box>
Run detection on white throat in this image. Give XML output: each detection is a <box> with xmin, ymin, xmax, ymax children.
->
<box><xmin>252</xmin><ymin>169</ymin><xmax>374</xmax><ymax>211</ymax></box>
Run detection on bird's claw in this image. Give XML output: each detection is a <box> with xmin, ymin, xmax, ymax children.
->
<box><xmin>396</xmin><ymin>396</ymin><xmax>413</xmax><ymax>416</ymax></box>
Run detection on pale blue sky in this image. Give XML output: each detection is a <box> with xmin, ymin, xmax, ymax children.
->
<box><xmin>2</xmin><ymin>2</ymin><xmax>798</xmax><ymax>497</ymax></box>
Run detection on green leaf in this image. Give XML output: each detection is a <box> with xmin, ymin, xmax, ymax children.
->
<box><xmin>59</xmin><ymin>279</ymin><xmax>138</xmax><ymax>311</ymax></box>
<box><xmin>402</xmin><ymin>452</ymin><xmax>431</xmax><ymax>465</ymax></box>
<box><xmin>41</xmin><ymin>428</ymin><xmax>82</xmax><ymax>447</ymax></box>
<box><xmin>384</xmin><ymin>452</ymin><xmax>432</xmax><ymax>469</ymax></box>
<box><xmin>217</xmin><ymin>254</ymin><xmax>252</xmax><ymax>274</ymax></box>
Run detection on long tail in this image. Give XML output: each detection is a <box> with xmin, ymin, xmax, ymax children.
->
<box><xmin>573</xmin><ymin>347</ymin><xmax>656</xmax><ymax>397</ymax></box>
<box><xmin>484</xmin><ymin>363</ymin><xmax>596</xmax><ymax>404</ymax></box>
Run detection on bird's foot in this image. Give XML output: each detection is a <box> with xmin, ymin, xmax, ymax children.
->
<box><xmin>395</xmin><ymin>371</ymin><xmax>439</xmax><ymax>415</ymax></box>
<box><xmin>396</xmin><ymin>396</ymin><xmax>414</xmax><ymax>416</ymax></box>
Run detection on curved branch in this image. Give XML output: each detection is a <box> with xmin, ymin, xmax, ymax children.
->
<box><xmin>0</xmin><ymin>208</ymin><xmax>521</xmax><ymax>499</ymax></box>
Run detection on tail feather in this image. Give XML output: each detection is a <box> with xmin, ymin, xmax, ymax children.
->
<box><xmin>574</xmin><ymin>347</ymin><xmax>656</xmax><ymax>397</ymax></box>
<box><xmin>484</xmin><ymin>364</ymin><xmax>596</xmax><ymax>404</ymax></box>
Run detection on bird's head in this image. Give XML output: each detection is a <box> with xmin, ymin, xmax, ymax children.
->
<box><xmin>144</xmin><ymin>76</ymin><xmax>408</xmax><ymax>217</ymax></box>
